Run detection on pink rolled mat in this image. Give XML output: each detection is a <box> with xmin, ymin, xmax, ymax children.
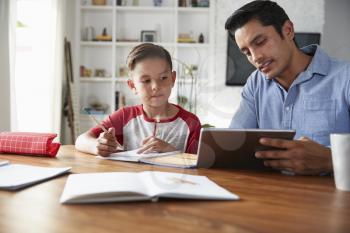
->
<box><xmin>0</xmin><ymin>132</ymin><xmax>61</xmax><ymax>157</ymax></box>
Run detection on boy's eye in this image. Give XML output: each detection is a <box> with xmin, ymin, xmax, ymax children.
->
<box><xmin>140</xmin><ymin>79</ymin><xmax>151</xmax><ymax>84</ymax></box>
<box><xmin>160</xmin><ymin>76</ymin><xmax>168</xmax><ymax>80</ymax></box>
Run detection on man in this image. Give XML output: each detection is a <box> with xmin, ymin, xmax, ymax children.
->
<box><xmin>225</xmin><ymin>0</ymin><xmax>350</xmax><ymax>175</ymax></box>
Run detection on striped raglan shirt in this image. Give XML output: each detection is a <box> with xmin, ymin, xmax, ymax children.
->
<box><xmin>90</xmin><ymin>104</ymin><xmax>201</xmax><ymax>154</ymax></box>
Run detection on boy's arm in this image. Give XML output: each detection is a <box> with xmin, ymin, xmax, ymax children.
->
<box><xmin>185</xmin><ymin>122</ymin><xmax>201</xmax><ymax>154</ymax></box>
<box><xmin>75</xmin><ymin>131</ymin><xmax>99</xmax><ymax>155</ymax></box>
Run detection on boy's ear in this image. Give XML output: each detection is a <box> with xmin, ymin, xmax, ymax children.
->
<box><xmin>171</xmin><ymin>71</ymin><xmax>176</xmax><ymax>87</ymax></box>
<box><xmin>127</xmin><ymin>79</ymin><xmax>137</xmax><ymax>95</ymax></box>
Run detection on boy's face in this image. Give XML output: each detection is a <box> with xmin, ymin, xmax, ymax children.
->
<box><xmin>128</xmin><ymin>58</ymin><xmax>176</xmax><ymax>108</ymax></box>
<box><xmin>234</xmin><ymin>19</ymin><xmax>295</xmax><ymax>79</ymax></box>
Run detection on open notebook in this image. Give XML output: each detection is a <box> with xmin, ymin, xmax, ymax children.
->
<box><xmin>0</xmin><ymin>161</ymin><xmax>71</xmax><ymax>190</ymax></box>
<box><xmin>98</xmin><ymin>149</ymin><xmax>197</xmax><ymax>168</ymax></box>
<box><xmin>60</xmin><ymin>171</ymin><xmax>239</xmax><ymax>204</ymax></box>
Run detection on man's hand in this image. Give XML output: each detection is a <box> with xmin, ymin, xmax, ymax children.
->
<box><xmin>255</xmin><ymin>136</ymin><xmax>332</xmax><ymax>175</ymax></box>
<box><xmin>137</xmin><ymin>136</ymin><xmax>176</xmax><ymax>154</ymax></box>
<box><xmin>96</xmin><ymin>127</ymin><xmax>120</xmax><ymax>157</ymax></box>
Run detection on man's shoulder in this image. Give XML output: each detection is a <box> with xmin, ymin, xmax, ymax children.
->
<box><xmin>244</xmin><ymin>69</ymin><xmax>271</xmax><ymax>90</ymax></box>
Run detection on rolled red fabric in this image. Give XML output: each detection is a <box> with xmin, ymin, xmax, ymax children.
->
<box><xmin>0</xmin><ymin>132</ymin><xmax>61</xmax><ymax>157</ymax></box>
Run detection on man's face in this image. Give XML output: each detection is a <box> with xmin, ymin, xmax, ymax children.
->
<box><xmin>234</xmin><ymin>19</ymin><xmax>295</xmax><ymax>79</ymax></box>
<box><xmin>128</xmin><ymin>58</ymin><xmax>176</xmax><ymax>108</ymax></box>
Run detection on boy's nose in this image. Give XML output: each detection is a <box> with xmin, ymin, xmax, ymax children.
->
<box><xmin>151</xmin><ymin>81</ymin><xmax>161</xmax><ymax>91</ymax></box>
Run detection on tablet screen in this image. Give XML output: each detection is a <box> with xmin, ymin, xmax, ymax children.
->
<box><xmin>196</xmin><ymin>129</ymin><xmax>296</xmax><ymax>170</ymax></box>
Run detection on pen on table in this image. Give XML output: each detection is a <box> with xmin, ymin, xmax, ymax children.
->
<box><xmin>84</xmin><ymin>109</ymin><xmax>123</xmax><ymax>149</ymax></box>
<box><xmin>153</xmin><ymin>115</ymin><xmax>160</xmax><ymax>137</ymax></box>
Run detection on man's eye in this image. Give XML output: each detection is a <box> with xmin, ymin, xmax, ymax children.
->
<box><xmin>255</xmin><ymin>38</ymin><xmax>266</xmax><ymax>46</ymax></box>
<box><xmin>160</xmin><ymin>76</ymin><xmax>168</xmax><ymax>80</ymax></box>
<box><xmin>140</xmin><ymin>80</ymin><xmax>151</xmax><ymax>84</ymax></box>
<box><xmin>243</xmin><ymin>51</ymin><xmax>251</xmax><ymax>57</ymax></box>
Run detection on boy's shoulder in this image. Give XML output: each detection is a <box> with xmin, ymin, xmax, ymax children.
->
<box><xmin>174</xmin><ymin>104</ymin><xmax>201</xmax><ymax>122</ymax></box>
<box><xmin>109</xmin><ymin>105</ymin><xmax>143</xmax><ymax>123</ymax></box>
<box><xmin>114</xmin><ymin>105</ymin><xmax>143</xmax><ymax>115</ymax></box>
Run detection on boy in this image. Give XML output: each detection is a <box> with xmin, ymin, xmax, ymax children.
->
<box><xmin>75</xmin><ymin>43</ymin><xmax>201</xmax><ymax>156</ymax></box>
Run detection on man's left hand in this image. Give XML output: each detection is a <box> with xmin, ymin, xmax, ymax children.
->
<box><xmin>255</xmin><ymin>136</ymin><xmax>332</xmax><ymax>175</ymax></box>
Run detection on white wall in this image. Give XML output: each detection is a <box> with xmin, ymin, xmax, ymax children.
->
<box><xmin>322</xmin><ymin>0</ymin><xmax>350</xmax><ymax>62</ymax></box>
<box><xmin>209</xmin><ymin>0</ymin><xmax>325</xmax><ymax>127</ymax></box>
<box><xmin>0</xmin><ymin>0</ymin><xmax>11</xmax><ymax>131</ymax></box>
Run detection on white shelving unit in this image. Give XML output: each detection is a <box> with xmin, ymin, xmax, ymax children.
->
<box><xmin>75</xmin><ymin>0</ymin><xmax>215</xmax><ymax>133</ymax></box>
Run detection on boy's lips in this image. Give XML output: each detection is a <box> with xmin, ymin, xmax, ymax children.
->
<box><xmin>151</xmin><ymin>94</ymin><xmax>163</xmax><ymax>98</ymax></box>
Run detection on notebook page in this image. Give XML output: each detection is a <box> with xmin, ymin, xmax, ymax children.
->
<box><xmin>140</xmin><ymin>171</ymin><xmax>239</xmax><ymax>200</ymax></box>
<box><xmin>0</xmin><ymin>164</ymin><xmax>70</xmax><ymax>190</ymax></box>
<box><xmin>60</xmin><ymin>172</ymin><xmax>149</xmax><ymax>203</ymax></box>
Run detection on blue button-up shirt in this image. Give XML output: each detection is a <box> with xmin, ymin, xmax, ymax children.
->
<box><xmin>229</xmin><ymin>45</ymin><xmax>350</xmax><ymax>146</ymax></box>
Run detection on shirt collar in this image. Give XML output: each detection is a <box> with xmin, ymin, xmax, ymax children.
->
<box><xmin>264</xmin><ymin>44</ymin><xmax>331</xmax><ymax>84</ymax></box>
<box><xmin>301</xmin><ymin>44</ymin><xmax>330</xmax><ymax>77</ymax></box>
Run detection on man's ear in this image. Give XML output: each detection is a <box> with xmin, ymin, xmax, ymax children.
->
<box><xmin>171</xmin><ymin>71</ymin><xmax>176</xmax><ymax>87</ymax></box>
<box><xmin>127</xmin><ymin>79</ymin><xmax>137</xmax><ymax>95</ymax></box>
<box><xmin>282</xmin><ymin>20</ymin><xmax>295</xmax><ymax>41</ymax></box>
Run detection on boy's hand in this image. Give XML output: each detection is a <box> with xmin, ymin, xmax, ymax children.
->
<box><xmin>137</xmin><ymin>136</ymin><xmax>176</xmax><ymax>154</ymax></box>
<box><xmin>96</xmin><ymin>127</ymin><xmax>120</xmax><ymax>157</ymax></box>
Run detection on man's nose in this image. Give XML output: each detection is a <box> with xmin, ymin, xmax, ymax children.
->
<box><xmin>252</xmin><ymin>49</ymin><xmax>264</xmax><ymax>64</ymax></box>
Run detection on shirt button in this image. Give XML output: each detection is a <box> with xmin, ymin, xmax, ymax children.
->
<box><xmin>285</xmin><ymin>106</ymin><xmax>290</xmax><ymax>111</ymax></box>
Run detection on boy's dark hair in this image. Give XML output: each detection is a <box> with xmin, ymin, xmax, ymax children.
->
<box><xmin>225</xmin><ymin>0</ymin><xmax>290</xmax><ymax>39</ymax></box>
<box><xmin>126</xmin><ymin>43</ymin><xmax>172</xmax><ymax>71</ymax></box>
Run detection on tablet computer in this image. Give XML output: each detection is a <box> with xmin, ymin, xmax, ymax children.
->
<box><xmin>196</xmin><ymin>128</ymin><xmax>296</xmax><ymax>170</ymax></box>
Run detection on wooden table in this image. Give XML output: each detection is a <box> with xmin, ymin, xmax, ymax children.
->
<box><xmin>1</xmin><ymin>145</ymin><xmax>349</xmax><ymax>233</ymax></box>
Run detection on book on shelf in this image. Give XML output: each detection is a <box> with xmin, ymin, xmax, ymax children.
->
<box><xmin>98</xmin><ymin>149</ymin><xmax>197</xmax><ymax>168</ymax></box>
<box><xmin>60</xmin><ymin>171</ymin><xmax>239</xmax><ymax>204</ymax></box>
<box><xmin>0</xmin><ymin>161</ymin><xmax>71</xmax><ymax>190</ymax></box>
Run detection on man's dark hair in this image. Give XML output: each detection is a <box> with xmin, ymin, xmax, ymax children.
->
<box><xmin>225</xmin><ymin>0</ymin><xmax>290</xmax><ymax>39</ymax></box>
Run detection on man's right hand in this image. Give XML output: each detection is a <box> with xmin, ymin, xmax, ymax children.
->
<box><xmin>96</xmin><ymin>127</ymin><xmax>120</xmax><ymax>157</ymax></box>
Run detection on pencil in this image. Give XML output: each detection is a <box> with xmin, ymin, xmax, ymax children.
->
<box><xmin>84</xmin><ymin>109</ymin><xmax>123</xmax><ymax>149</ymax></box>
<box><xmin>87</xmin><ymin>113</ymin><xmax>108</xmax><ymax>133</ymax></box>
<box><xmin>153</xmin><ymin>115</ymin><xmax>160</xmax><ymax>137</ymax></box>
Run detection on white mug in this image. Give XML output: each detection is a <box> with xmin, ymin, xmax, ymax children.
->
<box><xmin>330</xmin><ymin>134</ymin><xmax>350</xmax><ymax>191</ymax></box>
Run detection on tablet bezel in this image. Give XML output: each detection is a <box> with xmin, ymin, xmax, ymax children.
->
<box><xmin>196</xmin><ymin>128</ymin><xmax>296</xmax><ymax>170</ymax></box>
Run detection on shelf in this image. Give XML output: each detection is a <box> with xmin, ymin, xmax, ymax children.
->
<box><xmin>80</xmin><ymin>41</ymin><xmax>113</xmax><ymax>47</ymax></box>
<box><xmin>177</xmin><ymin>7</ymin><xmax>210</xmax><ymax>13</ymax></box>
<box><xmin>116</xmin><ymin>6</ymin><xmax>174</xmax><ymax>12</ymax></box>
<box><xmin>80</xmin><ymin>77</ymin><xmax>129</xmax><ymax>82</ymax></box>
<box><xmin>80</xmin><ymin>77</ymin><xmax>113</xmax><ymax>82</ymax></box>
<box><xmin>114</xmin><ymin>77</ymin><xmax>128</xmax><ymax>82</ymax></box>
<box><xmin>177</xmin><ymin>43</ymin><xmax>210</xmax><ymax>48</ymax></box>
<box><xmin>80</xmin><ymin>113</ymin><xmax>108</xmax><ymax>121</ymax></box>
<box><xmin>81</xmin><ymin>5</ymin><xmax>114</xmax><ymax>11</ymax></box>
<box><xmin>115</xmin><ymin>42</ymin><xmax>175</xmax><ymax>47</ymax></box>
<box><xmin>115</xmin><ymin>41</ymin><xmax>140</xmax><ymax>47</ymax></box>
<box><xmin>76</xmin><ymin>0</ymin><xmax>214</xmax><ymax>132</ymax></box>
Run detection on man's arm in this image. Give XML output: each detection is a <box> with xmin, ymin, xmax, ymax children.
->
<box><xmin>255</xmin><ymin>136</ymin><xmax>332</xmax><ymax>175</ymax></box>
<box><xmin>229</xmin><ymin>77</ymin><xmax>258</xmax><ymax>129</ymax></box>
